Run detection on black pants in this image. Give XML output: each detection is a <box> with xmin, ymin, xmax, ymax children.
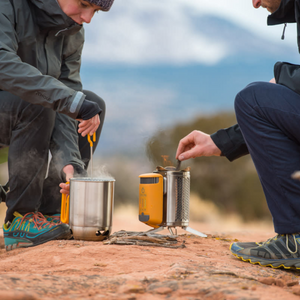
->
<box><xmin>0</xmin><ymin>90</ymin><xmax>105</xmax><ymax>223</ymax></box>
<box><xmin>235</xmin><ymin>82</ymin><xmax>300</xmax><ymax>234</ymax></box>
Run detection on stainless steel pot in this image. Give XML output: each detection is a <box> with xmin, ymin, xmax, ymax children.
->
<box><xmin>61</xmin><ymin>177</ymin><xmax>115</xmax><ymax>241</ymax></box>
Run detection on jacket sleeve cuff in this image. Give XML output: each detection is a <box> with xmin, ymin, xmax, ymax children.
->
<box><xmin>69</xmin><ymin>91</ymin><xmax>86</xmax><ymax>119</ymax></box>
<box><xmin>211</xmin><ymin>130</ymin><xmax>233</xmax><ymax>159</ymax></box>
<box><xmin>211</xmin><ymin>125</ymin><xmax>249</xmax><ymax>162</ymax></box>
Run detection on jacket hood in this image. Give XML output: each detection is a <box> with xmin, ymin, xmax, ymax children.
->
<box><xmin>28</xmin><ymin>0</ymin><xmax>82</xmax><ymax>35</ymax></box>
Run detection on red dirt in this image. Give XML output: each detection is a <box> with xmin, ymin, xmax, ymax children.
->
<box><xmin>1</xmin><ymin>210</ymin><xmax>300</xmax><ymax>300</ymax></box>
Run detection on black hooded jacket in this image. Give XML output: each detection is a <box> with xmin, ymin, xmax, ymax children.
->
<box><xmin>211</xmin><ymin>0</ymin><xmax>300</xmax><ymax>161</ymax></box>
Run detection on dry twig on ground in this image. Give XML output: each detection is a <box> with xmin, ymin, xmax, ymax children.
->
<box><xmin>104</xmin><ymin>230</ymin><xmax>186</xmax><ymax>249</ymax></box>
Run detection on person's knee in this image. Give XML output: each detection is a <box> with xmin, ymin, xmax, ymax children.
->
<box><xmin>234</xmin><ymin>81</ymin><xmax>266</xmax><ymax>115</ymax></box>
<box><xmin>83</xmin><ymin>90</ymin><xmax>106</xmax><ymax>115</ymax></box>
<box><xmin>234</xmin><ymin>87</ymin><xmax>249</xmax><ymax>116</ymax></box>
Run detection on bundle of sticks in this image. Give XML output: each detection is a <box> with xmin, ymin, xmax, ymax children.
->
<box><xmin>104</xmin><ymin>230</ymin><xmax>186</xmax><ymax>249</ymax></box>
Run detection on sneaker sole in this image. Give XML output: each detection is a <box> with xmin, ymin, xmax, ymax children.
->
<box><xmin>230</xmin><ymin>243</ymin><xmax>300</xmax><ymax>269</ymax></box>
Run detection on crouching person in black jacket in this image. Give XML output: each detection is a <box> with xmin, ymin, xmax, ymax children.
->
<box><xmin>176</xmin><ymin>0</ymin><xmax>300</xmax><ymax>269</ymax></box>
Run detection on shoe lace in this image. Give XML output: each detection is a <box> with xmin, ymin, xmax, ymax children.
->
<box><xmin>286</xmin><ymin>234</ymin><xmax>298</xmax><ymax>254</ymax></box>
<box><xmin>49</xmin><ymin>215</ymin><xmax>61</xmax><ymax>223</ymax></box>
<box><xmin>17</xmin><ymin>212</ymin><xmax>56</xmax><ymax>231</ymax></box>
<box><xmin>259</xmin><ymin>234</ymin><xmax>298</xmax><ymax>254</ymax></box>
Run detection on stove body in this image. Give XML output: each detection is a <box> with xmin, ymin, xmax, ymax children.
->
<box><xmin>139</xmin><ymin>166</ymin><xmax>206</xmax><ymax>237</ymax></box>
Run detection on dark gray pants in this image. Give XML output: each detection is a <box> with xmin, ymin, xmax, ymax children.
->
<box><xmin>0</xmin><ymin>90</ymin><xmax>105</xmax><ymax>223</ymax></box>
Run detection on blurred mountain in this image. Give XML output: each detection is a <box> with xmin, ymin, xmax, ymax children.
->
<box><xmin>81</xmin><ymin>12</ymin><xmax>300</xmax><ymax>159</ymax></box>
<box><xmin>83</xmin><ymin>2</ymin><xmax>299</xmax><ymax>66</ymax></box>
<box><xmin>191</xmin><ymin>15</ymin><xmax>297</xmax><ymax>62</ymax></box>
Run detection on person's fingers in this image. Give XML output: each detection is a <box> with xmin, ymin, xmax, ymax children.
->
<box><xmin>89</xmin><ymin>116</ymin><xmax>100</xmax><ymax>135</ymax></box>
<box><xmin>59</xmin><ymin>182</ymin><xmax>70</xmax><ymax>189</ymax></box>
<box><xmin>60</xmin><ymin>188</ymin><xmax>69</xmax><ymax>195</ymax></box>
<box><xmin>176</xmin><ymin>133</ymin><xmax>196</xmax><ymax>159</ymax></box>
<box><xmin>178</xmin><ymin>147</ymin><xmax>199</xmax><ymax>161</ymax></box>
<box><xmin>80</xmin><ymin>124</ymin><xmax>97</xmax><ymax>137</ymax></box>
<box><xmin>176</xmin><ymin>141</ymin><xmax>188</xmax><ymax>159</ymax></box>
<box><xmin>78</xmin><ymin>121</ymin><xmax>92</xmax><ymax>136</ymax></box>
<box><xmin>59</xmin><ymin>183</ymin><xmax>70</xmax><ymax>195</ymax></box>
<box><xmin>177</xmin><ymin>144</ymin><xmax>194</xmax><ymax>159</ymax></box>
<box><xmin>77</xmin><ymin>116</ymin><xmax>100</xmax><ymax>136</ymax></box>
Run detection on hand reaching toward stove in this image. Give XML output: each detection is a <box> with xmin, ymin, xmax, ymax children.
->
<box><xmin>176</xmin><ymin>130</ymin><xmax>222</xmax><ymax>161</ymax></box>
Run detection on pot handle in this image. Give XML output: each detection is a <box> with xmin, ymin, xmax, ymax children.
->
<box><xmin>87</xmin><ymin>132</ymin><xmax>96</xmax><ymax>147</ymax></box>
<box><xmin>61</xmin><ymin>181</ymin><xmax>70</xmax><ymax>224</ymax></box>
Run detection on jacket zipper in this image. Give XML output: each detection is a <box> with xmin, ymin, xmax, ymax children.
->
<box><xmin>55</xmin><ymin>28</ymin><xmax>69</xmax><ymax>37</ymax></box>
<box><xmin>281</xmin><ymin>23</ymin><xmax>287</xmax><ymax>40</ymax></box>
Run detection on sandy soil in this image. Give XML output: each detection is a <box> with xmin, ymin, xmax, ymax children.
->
<box><xmin>1</xmin><ymin>209</ymin><xmax>300</xmax><ymax>300</ymax></box>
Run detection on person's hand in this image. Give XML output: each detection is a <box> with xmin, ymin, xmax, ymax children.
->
<box><xmin>77</xmin><ymin>114</ymin><xmax>100</xmax><ymax>137</ymax></box>
<box><xmin>269</xmin><ymin>78</ymin><xmax>276</xmax><ymax>84</ymax></box>
<box><xmin>176</xmin><ymin>130</ymin><xmax>222</xmax><ymax>161</ymax></box>
<box><xmin>59</xmin><ymin>164</ymin><xmax>74</xmax><ymax>195</ymax></box>
<box><xmin>76</xmin><ymin>99</ymin><xmax>102</xmax><ymax>137</ymax></box>
<box><xmin>59</xmin><ymin>182</ymin><xmax>70</xmax><ymax>195</ymax></box>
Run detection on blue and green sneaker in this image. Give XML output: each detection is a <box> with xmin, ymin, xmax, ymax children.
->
<box><xmin>3</xmin><ymin>211</ymin><xmax>71</xmax><ymax>251</ymax></box>
<box><xmin>230</xmin><ymin>234</ymin><xmax>300</xmax><ymax>269</ymax></box>
<box><xmin>45</xmin><ymin>214</ymin><xmax>61</xmax><ymax>224</ymax></box>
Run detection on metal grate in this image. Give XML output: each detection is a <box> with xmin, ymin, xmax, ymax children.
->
<box><xmin>175</xmin><ymin>176</ymin><xmax>190</xmax><ymax>222</ymax></box>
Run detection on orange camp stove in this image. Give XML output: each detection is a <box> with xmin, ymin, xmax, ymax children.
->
<box><xmin>139</xmin><ymin>166</ymin><xmax>207</xmax><ymax>237</ymax></box>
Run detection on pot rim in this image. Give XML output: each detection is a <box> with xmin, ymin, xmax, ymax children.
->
<box><xmin>70</xmin><ymin>177</ymin><xmax>116</xmax><ymax>182</ymax></box>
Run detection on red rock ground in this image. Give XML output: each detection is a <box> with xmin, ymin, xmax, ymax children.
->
<box><xmin>1</xmin><ymin>209</ymin><xmax>300</xmax><ymax>300</ymax></box>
